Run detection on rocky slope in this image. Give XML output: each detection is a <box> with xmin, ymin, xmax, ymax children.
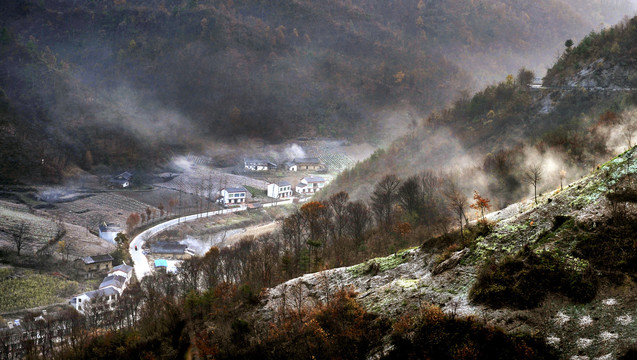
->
<box><xmin>258</xmin><ymin>147</ymin><xmax>637</xmax><ymax>359</ymax></box>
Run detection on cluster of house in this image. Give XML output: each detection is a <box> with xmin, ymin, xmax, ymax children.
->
<box><xmin>244</xmin><ymin>157</ymin><xmax>327</xmax><ymax>172</ymax></box>
<box><xmin>217</xmin><ymin>175</ymin><xmax>328</xmax><ymax>206</ymax></box>
<box><xmin>70</xmin><ymin>255</ymin><xmax>134</xmax><ymax>314</ymax></box>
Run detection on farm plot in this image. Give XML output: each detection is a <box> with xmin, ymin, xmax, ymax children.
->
<box><xmin>0</xmin><ymin>269</ymin><xmax>79</xmax><ymax>313</ymax></box>
<box><xmin>157</xmin><ymin>165</ymin><xmax>268</xmax><ymax>198</ymax></box>
<box><xmin>0</xmin><ymin>204</ymin><xmax>61</xmax><ymax>254</ymax></box>
<box><xmin>52</xmin><ymin>192</ymin><xmax>158</xmax><ymax>231</ymax></box>
<box><xmin>319</xmin><ymin>153</ymin><xmax>354</xmax><ymax>172</ymax></box>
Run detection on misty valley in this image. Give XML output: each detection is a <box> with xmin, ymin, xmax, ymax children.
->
<box><xmin>5</xmin><ymin>0</ymin><xmax>637</xmax><ymax>359</ymax></box>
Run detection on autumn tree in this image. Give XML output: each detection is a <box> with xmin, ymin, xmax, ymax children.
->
<box><xmin>158</xmin><ymin>203</ymin><xmax>165</xmax><ymax>218</ymax></box>
<box><xmin>524</xmin><ymin>163</ymin><xmax>543</xmax><ymax>204</ymax></box>
<box><xmin>126</xmin><ymin>213</ymin><xmax>141</xmax><ymax>233</ymax></box>
<box><xmin>469</xmin><ymin>190</ymin><xmax>491</xmax><ymax>224</ymax></box>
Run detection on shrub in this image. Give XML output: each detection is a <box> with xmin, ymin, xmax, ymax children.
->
<box><xmin>384</xmin><ymin>304</ymin><xmax>557</xmax><ymax>360</ymax></box>
<box><xmin>470</xmin><ymin>248</ymin><xmax>597</xmax><ymax>309</ymax></box>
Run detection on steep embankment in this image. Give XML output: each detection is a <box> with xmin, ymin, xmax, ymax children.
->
<box><xmin>259</xmin><ymin>147</ymin><xmax>637</xmax><ymax>359</ymax></box>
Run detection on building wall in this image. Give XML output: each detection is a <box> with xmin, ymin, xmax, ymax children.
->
<box><xmin>98</xmin><ymin>231</ymin><xmax>118</xmax><ymax>245</ymax></box>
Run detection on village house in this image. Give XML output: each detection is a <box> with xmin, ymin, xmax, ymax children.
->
<box><xmin>78</xmin><ymin>254</ymin><xmax>114</xmax><ymax>278</ymax></box>
<box><xmin>295</xmin><ymin>176</ymin><xmax>326</xmax><ymax>194</ymax></box>
<box><xmin>108</xmin><ymin>263</ymin><xmax>134</xmax><ymax>282</ymax></box>
<box><xmin>98</xmin><ymin>222</ymin><xmax>122</xmax><ymax>245</ymax></box>
<box><xmin>154</xmin><ymin>259</ymin><xmax>168</xmax><ymax>271</ymax></box>
<box><xmin>287</xmin><ymin>158</ymin><xmax>326</xmax><ymax>172</ymax></box>
<box><xmin>267</xmin><ymin>181</ymin><xmax>293</xmax><ymax>199</ymax></box>
<box><xmin>218</xmin><ymin>186</ymin><xmax>248</xmax><ymax>205</ymax></box>
<box><xmin>244</xmin><ymin>158</ymin><xmax>277</xmax><ymax>171</ymax></box>
<box><xmin>69</xmin><ymin>261</ymin><xmax>134</xmax><ymax>314</ymax></box>
<box><xmin>108</xmin><ymin>171</ymin><xmax>133</xmax><ymax>188</ymax></box>
<box><xmin>70</xmin><ymin>287</ymin><xmax>119</xmax><ymax>314</ymax></box>
<box><xmin>150</xmin><ymin>241</ymin><xmax>194</xmax><ymax>260</ymax></box>
<box><xmin>99</xmin><ymin>274</ymin><xmax>127</xmax><ymax>294</ymax></box>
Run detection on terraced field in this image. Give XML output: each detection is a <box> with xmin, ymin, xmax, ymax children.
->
<box><xmin>53</xmin><ymin>192</ymin><xmax>158</xmax><ymax>231</ymax></box>
<box><xmin>157</xmin><ymin>165</ymin><xmax>268</xmax><ymax>198</ymax></box>
<box><xmin>0</xmin><ymin>202</ymin><xmax>61</xmax><ymax>253</ymax></box>
<box><xmin>319</xmin><ymin>153</ymin><xmax>355</xmax><ymax>172</ymax></box>
<box><xmin>0</xmin><ymin>268</ymin><xmax>79</xmax><ymax>313</ymax></box>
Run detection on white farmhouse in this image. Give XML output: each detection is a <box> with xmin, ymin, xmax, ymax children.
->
<box><xmin>98</xmin><ymin>222</ymin><xmax>122</xmax><ymax>245</ymax></box>
<box><xmin>267</xmin><ymin>181</ymin><xmax>293</xmax><ymax>199</ymax></box>
<box><xmin>219</xmin><ymin>186</ymin><xmax>248</xmax><ymax>205</ymax></box>
<box><xmin>295</xmin><ymin>176</ymin><xmax>326</xmax><ymax>194</ymax></box>
<box><xmin>287</xmin><ymin>158</ymin><xmax>325</xmax><ymax>172</ymax></box>
<box><xmin>244</xmin><ymin>158</ymin><xmax>277</xmax><ymax>171</ymax></box>
<box><xmin>109</xmin><ymin>171</ymin><xmax>133</xmax><ymax>188</ymax></box>
<box><xmin>108</xmin><ymin>263</ymin><xmax>134</xmax><ymax>283</ymax></box>
<box><xmin>70</xmin><ymin>287</ymin><xmax>119</xmax><ymax>314</ymax></box>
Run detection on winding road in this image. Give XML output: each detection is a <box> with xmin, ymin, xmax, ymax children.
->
<box><xmin>129</xmin><ymin>198</ymin><xmax>294</xmax><ymax>281</ymax></box>
<box><xmin>129</xmin><ymin>206</ymin><xmax>246</xmax><ymax>280</ymax></box>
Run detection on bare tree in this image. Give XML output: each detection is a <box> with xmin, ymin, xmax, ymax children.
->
<box><xmin>345</xmin><ymin>201</ymin><xmax>372</xmax><ymax>251</ymax></box>
<box><xmin>10</xmin><ymin>221</ymin><xmax>30</xmax><ymax>256</ymax></box>
<box><xmin>559</xmin><ymin>169</ymin><xmax>567</xmax><ymax>190</ymax></box>
<box><xmin>524</xmin><ymin>163</ymin><xmax>543</xmax><ymax>204</ymax></box>
<box><xmin>620</xmin><ymin>113</ymin><xmax>637</xmax><ymax>149</ymax></box>
<box><xmin>370</xmin><ymin>174</ymin><xmax>401</xmax><ymax>230</ymax></box>
<box><xmin>444</xmin><ymin>181</ymin><xmax>468</xmax><ymax>241</ymax></box>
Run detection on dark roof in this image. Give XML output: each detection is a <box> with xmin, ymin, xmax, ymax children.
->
<box><xmin>109</xmin><ymin>264</ymin><xmax>134</xmax><ymax>274</ymax></box>
<box><xmin>99</xmin><ymin>275</ymin><xmax>126</xmax><ymax>289</ymax></box>
<box><xmin>82</xmin><ymin>254</ymin><xmax>114</xmax><ymax>264</ymax></box>
<box><xmin>244</xmin><ymin>158</ymin><xmax>268</xmax><ymax>165</ymax></box>
<box><xmin>277</xmin><ymin>181</ymin><xmax>291</xmax><ymax>186</ymax></box>
<box><xmin>115</xmin><ymin>171</ymin><xmax>133</xmax><ymax>180</ymax></box>
<box><xmin>293</xmin><ymin>157</ymin><xmax>320</xmax><ymax>164</ymax></box>
<box><xmin>109</xmin><ymin>178</ymin><xmax>129</xmax><ymax>185</ymax></box>
<box><xmin>151</xmin><ymin>241</ymin><xmax>188</xmax><ymax>254</ymax></box>
<box><xmin>224</xmin><ymin>186</ymin><xmax>248</xmax><ymax>193</ymax></box>
<box><xmin>304</xmin><ymin>176</ymin><xmax>326</xmax><ymax>183</ymax></box>
<box><xmin>82</xmin><ymin>287</ymin><xmax>119</xmax><ymax>299</ymax></box>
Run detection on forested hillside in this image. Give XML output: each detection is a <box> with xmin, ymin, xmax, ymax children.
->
<box><xmin>325</xmin><ymin>15</ymin><xmax>637</xmax><ymax>208</ymax></box>
<box><xmin>0</xmin><ymin>0</ymin><xmax>634</xmax><ymax>183</ymax></box>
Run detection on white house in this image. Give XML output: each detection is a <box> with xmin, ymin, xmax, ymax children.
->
<box><xmin>98</xmin><ymin>222</ymin><xmax>122</xmax><ymax>245</ymax></box>
<box><xmin>244</xmin><ymin>158</ymin><xmax>277</xmax><ymax>171</ymax></box>
<box><xmin>99</xmin><ymin>274</ymin><xmax>128</xmax><ymax>294</ymax></box>
<box><xmin>295</xmin><ymin>176</ymin><xmax>326</xmax><ymax>194</ymax></box>
<box><xmin>70</xmin><ymin>287</ymin><xmax>119</xmax><ymax>314</ymax></box>
<box><xmin>108</xmin><ymin>263</ymin><xmax>134</xmax><ymax>283</ymax></box>
<box><xmin>287</xmin><ymin>158</ymin><xmax>325</xmax><ymax>172</ymax></box>
<box><xmin>109</xmin><ymin>171</ymin><xmax>133</xmax><ymax>188</ymax></box>
<box><xmin>219</xmin><ymin>187</ymin><xmax>248</xmax><ymax>205</ymax></box>
<box><xmin>267</xmin><ymin>181</ymin><xmax>293</xmax><ymax>199</ymax></box>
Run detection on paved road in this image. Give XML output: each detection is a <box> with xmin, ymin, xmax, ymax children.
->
<box><xmin>129</xmin><ymin>206</ymin><xmax>247</xmax><ymax>281</ymax></box>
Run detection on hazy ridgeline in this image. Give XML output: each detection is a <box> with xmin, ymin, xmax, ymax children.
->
<box><xmin>0</xmin><ymin>0</ymin><xmax>635</xmax><ymax>183</ymax></box>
